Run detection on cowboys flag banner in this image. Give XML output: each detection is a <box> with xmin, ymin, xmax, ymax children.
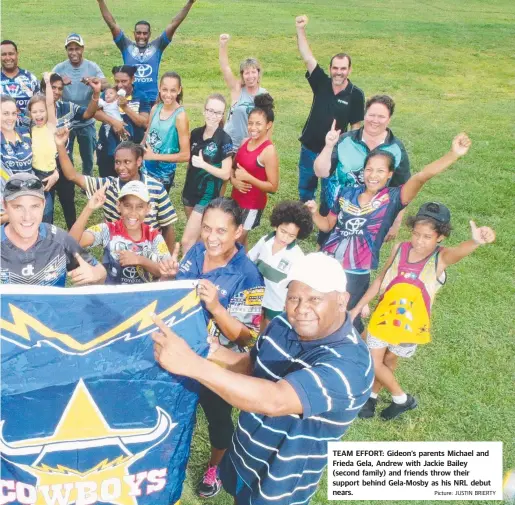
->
<box><xmin>0</xmin><ymin>281</ymin><xmax>208</xmax><ymax>505</ymax></box>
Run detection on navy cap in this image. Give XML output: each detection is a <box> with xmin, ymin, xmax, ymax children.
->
<box><xmin>416</xmin><ymin>202</ymin><xmax>451</xmax><ymax>224</ymax></box>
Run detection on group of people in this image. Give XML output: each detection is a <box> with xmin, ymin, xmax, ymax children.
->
<box><xmin>0</xmin><ymin>5</ymin><xmax>497</xmax><ymax>505</ymax></box>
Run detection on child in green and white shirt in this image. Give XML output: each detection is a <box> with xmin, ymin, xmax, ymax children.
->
<box><xmin>248</xmin><ymin>201</ymin><xmax>313</xmax><ymax>330</ymax></box>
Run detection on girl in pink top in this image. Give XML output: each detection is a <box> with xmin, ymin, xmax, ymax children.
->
<box><xmin>230</xmin><ymin>93</ymin><xmax>279</xmax><ymax>249</ymax></box>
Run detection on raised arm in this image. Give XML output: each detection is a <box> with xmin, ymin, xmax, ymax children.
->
<box><xmin>314</xmin><ymin>119</ymin><xmax>341</xmax><ymax>178</ymax></box>
<box><xmin>43</xmin><ymin>73</ymin><xmax>57</xmax><ymax>130</ymax></box>
<box><xmin>69</xmin><ymin>184</ymin><xmax>108</xmax><ymax>245</ymax></box>
<box><xmin>55</xmin><ymin>128</ymin><xmax>86</xmax><ymax>189</ymax></box>
<box><xmin>305</xmin><ymin>199</ymin><xmax>337</xmax><ymax>232</ymax></box>
<box><xmin>164</xmin><ymin>0</ymin><xmax>196</xmax><ymax>40</ymax></box>
<box><xmin>438</xmin><ymin>221</ymin><xmax>495</xmax><ymax>271</ymax></box>
<box><xmin>219</xmin><ymin>34</ymin><xmax>241</xmax><ymax>100</ymax></box>
<box><xmin>96</xmin><ymin>0</ymin><xmax>122</xmax><ymax>38</ymax></box>
<box><xmin>401</xmin><ymin>133</ymin><xmax>471</xmax><ymax>206</ymax></box>
<box><xmin>295</xmin><ymin>15</ymin><xmax>317</xmax><ymax>74</ymax></box>
<box><xmin>152</xmin><ymin>316</ymin><xmax>303</xmax><ymax>416</ymax></box>
<box><xmin>81</xmin><ymin>78</ymin><xmax>101</xmax><ymax>120</ymax></box>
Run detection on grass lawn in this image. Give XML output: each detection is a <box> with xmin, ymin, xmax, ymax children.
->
<box><xmin>3</xmin><ymin>0</ymin><xmax>514</xmax><ymax>503</ymax></box>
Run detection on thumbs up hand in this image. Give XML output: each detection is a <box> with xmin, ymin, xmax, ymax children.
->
<box><xmin>68</xmin><ymin>253</ymin><xmax>106</xmax><ymax>285</ymax></box>
<box><xmin>470</xmin><ymin>221</ymin><xmax>496</xmax><ymax>245</ymax></box>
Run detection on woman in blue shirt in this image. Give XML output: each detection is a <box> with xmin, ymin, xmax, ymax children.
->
<box><xmin>160</xmin><ymin>197</ymin><xmax>264</xmax><ymax>499</ymax></box>
<box><xmin>1</xmin><ymin>95</ymin><xmax>33</xmax><ymax>222</ymax></box>
<box><xmin>96</xmin><ymin>65</ymin><xmax>150</xmax><ymax>177</ymax></box>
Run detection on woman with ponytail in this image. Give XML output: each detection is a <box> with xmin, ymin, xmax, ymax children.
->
<box><xmin>230</xmin><ymin>93</ymin><xmax>279</xmax><ymax>249</ymax></box>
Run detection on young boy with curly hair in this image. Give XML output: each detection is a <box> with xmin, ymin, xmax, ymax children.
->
<box><xmin>248</xmin><ymin>200</ymin><xmax>313</xmax><ymax>329</ymax></box>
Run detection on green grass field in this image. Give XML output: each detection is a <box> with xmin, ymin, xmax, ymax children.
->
<box><xmin>3</xmin><ymin>0</ymin><xmax>515</xmax><ymax>503</ymax></box>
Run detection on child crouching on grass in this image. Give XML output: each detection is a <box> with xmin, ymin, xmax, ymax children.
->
<box><xmin>69</xmin><ymin>181</ymin><xmax>172</xmax><ymax>284</ymax></box>
<box><xmin>350</xmin><ymin>202</ymin><xmax>496</xmax><ymax>420</ymax></box>
<box><xmin>248</xmin><ymin>201</ymin><xmax>313</xmax><ymax>330</ymax></box>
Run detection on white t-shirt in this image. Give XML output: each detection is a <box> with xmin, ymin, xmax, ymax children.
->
<box><xmin>248</xmin><ymin>233</ymin><xmax>304</xmax><ymax>312</ymax></box>
<box><xmin>98</xmin><ymin>98</ymin><xmax>123</xmax><ymax>122</ymax></box>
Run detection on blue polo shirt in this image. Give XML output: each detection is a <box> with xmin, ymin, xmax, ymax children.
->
<box><xmin>1</xmin><ymin>129</ymin><xmax>33</xmax><ymax>174</ymax></box>
<box><xmin>221</xmin><ymin>313</ymin><xmax>373</xmax><ymax>505</ymax></box>
<box><xmin>176</xmin><ymin>242</ymin><xmax>264</xmax><ymax>351</ymax></box>
<box><xmin>55</xmin><ymin>100</ymin><xmax>87</xmax><ymax>130</ymax></box>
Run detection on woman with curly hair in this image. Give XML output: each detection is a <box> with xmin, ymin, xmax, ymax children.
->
<box><xmin>248</xmin><ymin>200</ymin><xmax>313</xmax><ymax>329</ymax></box>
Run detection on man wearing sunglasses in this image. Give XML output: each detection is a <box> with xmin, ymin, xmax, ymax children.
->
<box><xmin>1</xmin><ymin>172</ymin><xmax>106</xmax><ymax>286</ymax></box>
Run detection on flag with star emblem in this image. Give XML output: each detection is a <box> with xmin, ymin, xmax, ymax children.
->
<box><xmin>0</xmin><ymin>281</ymin><xmax>208</xmax><ymax>505</ymax></box>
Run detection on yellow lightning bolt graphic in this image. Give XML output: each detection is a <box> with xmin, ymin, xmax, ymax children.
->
<box><xmin>0</xmin><ymin>289</ymin><xmax>199</xmax><ymax>353</ymax></box>
<box><xmin>2</xmin><ymin>381</ymin><xmax>173</xmax><ymax>505</ymax></box>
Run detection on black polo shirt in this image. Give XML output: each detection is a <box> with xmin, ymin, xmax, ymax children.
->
<box><xmin>299</xmin><ymin>64</ymin><xmax>365</xmax><ymax>154</ymax></box>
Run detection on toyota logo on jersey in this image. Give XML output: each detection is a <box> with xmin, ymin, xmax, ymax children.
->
<box><xmin>136</xmin><ymin>64</ymin><xmax>153</xmax><ymax>79</ymax></box>
<box><xmin>345</xmin><ymin>217</ymin><xmax>367</xmax><ymax>234</ymax></box>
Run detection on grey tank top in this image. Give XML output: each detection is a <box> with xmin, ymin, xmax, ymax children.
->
<box><xmin>224</xmin><ymin>86</ymin><xmax>267</xmax><ymax>150</ymax></box>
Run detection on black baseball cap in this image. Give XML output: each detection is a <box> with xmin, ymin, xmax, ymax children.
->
<box><xmin>416</xmin><ymin>202</ymin><xmax>451</xmax><ymax>224</ymax></box>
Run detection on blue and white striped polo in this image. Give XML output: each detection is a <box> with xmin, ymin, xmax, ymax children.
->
<box><xmin>221</xmin><ymin>313</ymin><xmax>374</xmax><ymax>504</ymax></box>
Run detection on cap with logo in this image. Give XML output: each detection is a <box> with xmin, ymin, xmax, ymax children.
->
<box><xmin>3</xmin><ymin>173</ymin><xmax>45</xmax><ymax>202</ymax></box>
<box><xmin>416</xmin><ymin>202</ymin><xmax>451</xmax><ymax>224</ymax></box>
<box><xmin>118</xmin><ymin>181</ymin><xmax>150</xmax><ymax>203</ymax></box>
<box><xmin>65</xmin><ymin>33</ymin><xmax>85</xmax><ymax>48</ymax></box>
<box><xmin>279</xmin><ymin>252</ymin><xmax>347</xmax><ymax>293</ymax></box>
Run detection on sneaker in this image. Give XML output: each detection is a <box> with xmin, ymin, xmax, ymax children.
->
<box><xmin>197</xmin><ymin>464</ymin><xmax>222</xmax><ymax>498</ymax></box>
<box><xmin>358</xmin><ymin>397</ymin><xmax>377</xmax><ymax>419</ymax></box>
<box><xmin>380</xmin><ymin>394</ymin><xmax>418</xmax><ymax>420</ymax></box>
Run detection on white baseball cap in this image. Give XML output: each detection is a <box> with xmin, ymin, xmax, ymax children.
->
<box><xmin>280</xmin><ymin>252</ymin><xmax>347</xmax><ymax>293</ymax></box>
<box><xmin>118</xmin><ymin>181</ymin><xmax>150</xmax><ymax>202</ymax></box>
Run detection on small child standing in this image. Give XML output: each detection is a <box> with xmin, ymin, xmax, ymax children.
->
<box><xmin>28</xmin><ymin>72</ymin><xmax>59</xmax><ymax>223</ymax></box>
<box><xmin>69</xmin><ymin>181</ymin><xmax>171</xmax><ymax>284</ymax></box>
<box><xmin>248</xmin><ymin>201</ymin><xmax>313</xmax><ymax>330</ymax></box>
<box><xmin>97</xmin><ymin>85</ymin><xmax>130</xmax><ymax>140</ymax></box>
<box><xmin>351</xmin><ymin>202</ymin><xmax>496</xmax><ymax>420</ymax></box>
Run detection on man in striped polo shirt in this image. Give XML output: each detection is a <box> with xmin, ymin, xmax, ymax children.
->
<box><xmin>152</xmin><ymin>252</ymin><xmax>373</xmax><ymax>504</ymax></box>
<box><xmin>55</xmin><ymin>129</ymin><xmax>177</xmax><ymax>250</ymax></box>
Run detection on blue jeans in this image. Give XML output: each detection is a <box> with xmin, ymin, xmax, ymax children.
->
<box><xmin>69</xmin><ymin>123</ymin><xmax>96</xmax><ymax>176</ymax></box>
<box><xmin>298</xmin><ymin>145</ymin><xmax>319</xmax><ymax>202</ymax></box>
<box><xmin>298</xmin><ymin>145</ymin><xmax>338</xmax><ymax>245</ymax></box>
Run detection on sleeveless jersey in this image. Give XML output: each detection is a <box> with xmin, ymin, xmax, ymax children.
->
<box><xmin>368</xmin><ymin>242</ymin><xmax>446</xmax><ymax>345</ymax></box>
<box><xmin>144</xmin><ymin>104</ymin><xmax>184</xmax><ymax>183</ymax></box>
<box><xmin>231</xmin><ymin>138</ymin><xmax>272</xmax><ymax>210</ymax></box>
<box><xmin>224</xmin><ymin>86</ymin><xmax>266</xmax><ymax>149</ymax></box>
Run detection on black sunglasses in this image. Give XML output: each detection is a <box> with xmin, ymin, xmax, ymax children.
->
<box><xmin>5</xmin><ymin>178</ymin><xmax>44</xmax><ymax>192</ymax></box>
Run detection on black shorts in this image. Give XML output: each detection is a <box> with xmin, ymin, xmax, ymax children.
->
<box><xmin>240</xmin><ymin>208</ymin><xmax>263</xmax><ymax>231</ymax></box>
<box><xmin>346</xmin><ymin>271</ymin><xmax>371</xmax><ymax>334</ymax></box>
